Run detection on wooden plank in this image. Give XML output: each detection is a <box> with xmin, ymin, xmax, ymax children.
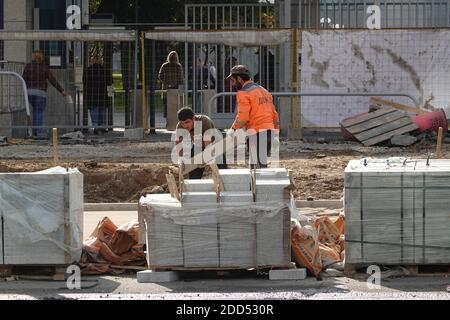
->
<box><xmin>362</xmin><ymin>123</ymin><xmax>419</xmax><ymax>146</ymax></box>
<box><xmin>179</xmin><ymin>162</ymin><xmax>185</xmax><ymax>193</ymax></box>
<box><xmin>166</xmin><ymin>174</ymin><xmax>175</xmax><ymax>198</ymax></box>
<box><xmin>166</xmin><ymin>173</ymin><xmax>180</xmax><ymax>201</ymax></box>
<box><xmin>370</xmin><ymin>97</ymin><xmax>428</xmax><ymax>115</ymax></box>
<box><xmin>346</xmin><ymin>111</ymin><xmax>405</xmax><ymax>135</ymax></box>
<box><xmin>354</xmin><ymin>117</ymin><xmax>413</xmax><ymax>142</ymax></box>
<box><xmin>340</xmin><ymin>107</ymin><xmax>396</xmax><ymax>128</ymax></box>
<box><xmin>151</xmin><ymin>264</ymin><xmax>291</xmax><ymax>272</ymax></box>
<box><xmin>209</xmin><ymin>163</ymin><xmax>225</xmax><ymax>193</ymax></box>
<box><xmin>52</xmin><ymin>128</ymin><xmax>59</xmax><ymax>166</ymax></box>
<box><xmin>110</xmin><ymin>265</ymin><xmax>148</xmax><ymax>271</ymax></box>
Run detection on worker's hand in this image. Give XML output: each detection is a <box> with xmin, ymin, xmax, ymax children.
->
<box><xmin>226</xmin><ymin>128</ymin><xmax>235</xmax><ymax>139</ymax></box>
<box><xmin>62</xmin><ymin>91</ymin><xmax>68</xmax><ymax>97</ymax></box>
<box><xmin>192</xmin><ymin>133</ymin><xmax>203</xmax><ymax>147</ymax></box>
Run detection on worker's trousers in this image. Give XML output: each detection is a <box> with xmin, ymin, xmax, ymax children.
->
<box><xmin>29</xmin><ymin>95</ymin><xmax>47</xmax><ymax>137</ymax></box>
<box><xmin>247</xmin><ymin>130</ymin><xmax>273</xmax><ymax>169</ymax></box>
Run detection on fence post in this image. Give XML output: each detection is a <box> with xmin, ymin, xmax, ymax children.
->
<box><xmin>140</xmin><ymin>31</ymin><xmax>148</xmax><ymax>130</ymax></box>
<box><xmin>288</xmin><ymin>28</ymin><xmax>302</xmax><ymax>140</ymax></box>
<box><xmin>133</xmin><ymin>31</ymin><xmax>139</xmax><ymax>128</ymax></box>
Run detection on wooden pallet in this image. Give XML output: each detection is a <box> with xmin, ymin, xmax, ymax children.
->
<box><xmin>340</xmin><ymin>107</ymin><xmax>419</xmax><ymax>146</ymax></box>
<box><xmin>344</xmin><ymin>263</ymin><xmax>450</xmax><ymax>277</ymax></box>
<box><xmin>150</xmin><ymin>264</ymin><xmax>293</xmax><ymax>272</ymax></box>
<box><xmin>0</xmin><ymin>265</ymin><xmax>69</xmax><ymax>280</ymax></box>
<box><xmin>148</xmin><ymin>265</ymin><xmax>295</xmax><ymax>279</ymax></box>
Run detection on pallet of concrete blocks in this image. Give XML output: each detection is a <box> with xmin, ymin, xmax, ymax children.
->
<box><xmin>138</xmin><ymin>175</ymin><xmax>292</xmax><ymax>269</ymax></box>
<box><xmin>345</xmin><ymin>157</ymin><xmax>450</xmax><ymax>266</ymax></box>
<box><xmin>0</xmin><ymin>167</ymin><xmax>83</xmax><ymax>265</ymax></box>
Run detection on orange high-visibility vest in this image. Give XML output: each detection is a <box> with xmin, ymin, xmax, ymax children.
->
<box><xmin>233</xmin><ymin>81</ymin><xmax>279</xmax><ymax>132</ymax></box>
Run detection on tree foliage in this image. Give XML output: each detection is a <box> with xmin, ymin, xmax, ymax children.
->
<box><xmin>90</xmin><ymin>0</ymin><xmax>261</xmax><ymax>24</ymax></box>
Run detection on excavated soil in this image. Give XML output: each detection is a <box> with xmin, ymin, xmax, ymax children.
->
<box><xmin>0</xmin><ymin>137</ymin><xmax>445</xmax><ymax>202</ymax></box>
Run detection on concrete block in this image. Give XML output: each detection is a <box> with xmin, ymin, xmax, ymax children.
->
<box><xmin>184</xmin><ymin>179</ymin><xmax>215</xmax><ymax>192</ymax></box>
<box><xmin>1</xmin><ymin>169</ymin><xmax>83</xmax><ymax>265</ymax></box>
<box><xmin>255</xmin><ymin>168</ymin><xmax>289</xmax><ymax>180</ymax></box>
<box><xmin>124</xmin><ymin>128</ymin><xmax>144</xmax><ymax>140</ymax></box>
<box><xmin>182</xmin><ymin>192</ymin><xmax>217</xmax><ymax>204</ymax></box>
<box><xmin>137</xmin><ymin>270</ymin><xmax>179</xmax><ymax>283</ymax></box>
<box><xmin>220</xmin><ymin>191</ymin><xmax>253</xmax><ymax>203</ymax></box>
<box><xmin>219</xmin><ymin>220</ymin><xmax>254</xmax><ymax>267</ymax></box>
<box><xmin>223</xmin><ymin>182</ymin><xmax>251</xmax><ymax>192</ymax></box>
<box><xmin>184</xmin><ymin>224</ymin><xmax>219</xmax><ymax>267</ymax></box>
<box><xmin>256</xmin><ymin>193</ymin><xmax>287</xmax><ymax>202</ymax></box>
<box><xmin>257</xmin><ymin>208</ymin><xmax>290</xmax><ymax>266</ymax></box>
<box><xmin>256</xmin><ymin>179</ymin><xmax>291</xmax><ymax>194</ymax></box>
<box><xmin>219</xmin><ymin>169</ymin><xmax>251</xmax><ymax>185</ymax></box>
<box><xmin>269</xmin><ymin>268</ymin><xmax>307</xmax><ymax>280</ymax></box>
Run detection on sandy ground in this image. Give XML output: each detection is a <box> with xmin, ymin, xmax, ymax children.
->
<box><xmin>1</xmin><ymin>273</ymin><xmax>449</xmax><ymax>300</ymax></box>
<box><xmin>0</xmin><ymin>134</ymin><xmax>445</xmax><ymax>202</ymax></box>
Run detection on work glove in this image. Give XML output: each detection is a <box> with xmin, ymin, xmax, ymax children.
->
<box><xmin>226</xmin><ymin>128</ymin><xmax>235</xmax><ymax>139</ymax></box>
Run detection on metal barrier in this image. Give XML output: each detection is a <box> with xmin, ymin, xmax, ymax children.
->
<box><xmin>207</xmin><ymin>91</ymin><xmax>420</xmax><ymax>129</ymax></box>
<box><xmin>0</xmin><ymin>30</ymin><xmax>137</xmax><ymax>136</ymax></box>
<box><xmin>0</xmin><ymin>71</ymin><xmax>31</xmax><ymax>137</ymax></box>
<box><xmin>0</xmin><ymin>71</ymin><xmax>30</xmax><ymax>116</ymax></box>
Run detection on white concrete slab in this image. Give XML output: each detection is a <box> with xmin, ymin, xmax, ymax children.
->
<box><xmin>182</xmin><ymin>192</ymin><xmax>217</xmax><ymax>204</ymax></box>
<box><xmin>137</xmin><ymin>270</ymin><xmax>179</xmax><ymax>283</ymax></box>
<box><xmin>184</xmin><ymin>179</ymin><xmax>215</xmax><ymax>192</ymax></box>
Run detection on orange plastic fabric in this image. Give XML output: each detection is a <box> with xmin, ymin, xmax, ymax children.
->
<box><xmin>319</xmin><ymin>243</ymin><xmax>342</xmax><ymax>267</ymax></box>
<box><xmin>80</xmin><ymin>217</ymin><xmax>147</xmax><ymax>275</ymax></box>
<box><xmin>314</xmin><ymin>216</ymin><xmax>341</xmax><ymax>245</ymax></box>
<box><xmin>292</xmin><ymin>213</ymin><xmax>346</xmax><ymax>277</ymax></box>
<box><xmin>291</xmin><ymin>224</ymin><xmax>322</xmax><ymax>277</ymax></box>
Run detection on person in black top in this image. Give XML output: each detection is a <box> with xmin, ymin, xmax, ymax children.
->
<box><xmin>83</xmin><ymin>55</ymin><xmax>112</xmax><ymax>134</ymax></box>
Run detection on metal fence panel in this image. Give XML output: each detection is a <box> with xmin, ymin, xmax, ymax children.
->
<box><xmin>291</xmin><ymin>0</ymin><xmax>450</xmax><ymax>29</ymax></box>
<box><xmin>0</xmin><ymin>31</ymin><xmax>137</xmax><ymax>138</ymax></box>
<box><xmin>184</xmin><ymin>3</ymin><xmax>277</xmax><ymax>122</ymax></box>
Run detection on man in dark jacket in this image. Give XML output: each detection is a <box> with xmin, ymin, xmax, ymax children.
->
<box><xmin>83</xmin><ymin>55</ymin><xmax>112</xmax><ymax>134</ymax></box>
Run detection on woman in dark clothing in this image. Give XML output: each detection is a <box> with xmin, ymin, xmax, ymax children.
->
<box><xmin>83</xmin><ymin>55</ymin><xmax>112</xmax><ymax>134</ymax></box>
<box><xmin>22</xmin><ymin>50</ymin><xmax>67</xmax><ymax>137</ymax></box>
<box><xmin>158</xmin><ymin>51</ymin><xmax>184</xmax><ymax>118</ymax></box>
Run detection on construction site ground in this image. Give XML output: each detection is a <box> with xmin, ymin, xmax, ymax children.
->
<box><xmin>1</xmin><ymin>131</ymin><xmax>450</xmax><ymax>300</ymax></box>
<box><xmin>0</xmin><ymin>131</ymin><xmax>447</xmax><ymax>203</ymax></box>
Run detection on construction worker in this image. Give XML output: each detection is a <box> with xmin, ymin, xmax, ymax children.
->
<box><xmin>226</xmin><ymin>65</ymin><xmax>279</xmax><ymax>168</ymax></box>
<box><xmin>175</xmin><ymin>107</ymin><xmax>227</xmax><ymax>179</ymax></box>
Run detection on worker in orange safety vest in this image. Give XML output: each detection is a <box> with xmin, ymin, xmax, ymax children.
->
<box><xmin>226</xmin><ymin>65</ymin><xmax>279</xmax><ymax>168</ymax></box>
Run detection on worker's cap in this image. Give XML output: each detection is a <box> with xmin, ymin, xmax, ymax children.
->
<box><xmin>226</xmin><ymin>65</ymin><xmax>250</xmax><ymax>80</ymax></box>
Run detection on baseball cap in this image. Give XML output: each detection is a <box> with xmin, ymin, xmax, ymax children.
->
<box><xmin>226</xmin><ymin>65</ymin><xmax>250</xmax><ymax>80</ymax></box>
